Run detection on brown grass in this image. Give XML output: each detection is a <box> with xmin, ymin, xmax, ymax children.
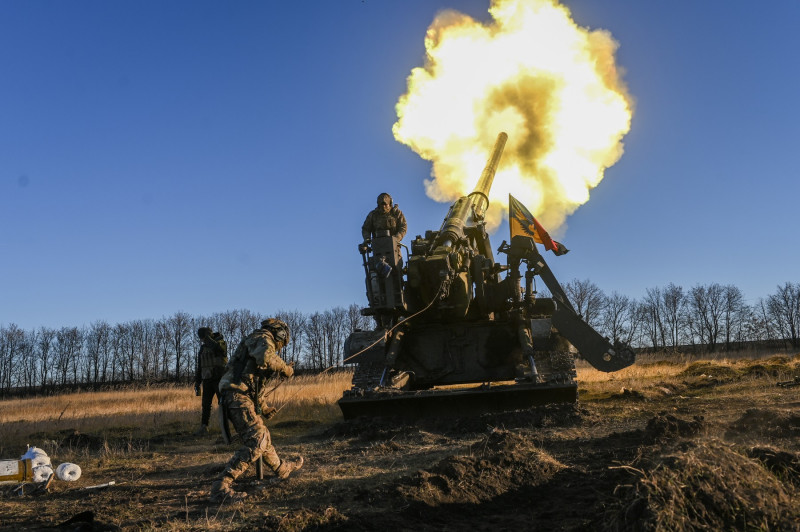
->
<box><xmin>0</xmin><ymin>372</ymin><xmax>353</xmax><ymax>455</ymax></box>
<box><xmin>3</xmin><ymin>353</ymin><xmax>798</xmax><ymax>453</ymax></box>
<box><xmin>1</xmin><ymin>353</ymin><xmax>799</xmax><ymax>530</ymax></box>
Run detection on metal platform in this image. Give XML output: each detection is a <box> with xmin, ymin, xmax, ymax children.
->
<box><xmin>338</xmin><ymin>381</ymin><xmax>578</xmax><ymax>420</ymax></box>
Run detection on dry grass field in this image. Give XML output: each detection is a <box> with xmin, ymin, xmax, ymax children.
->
<box><xmin>1</xmin><ymin>354</ymin><xmax>799</xmax><ymax>531</ymax></box>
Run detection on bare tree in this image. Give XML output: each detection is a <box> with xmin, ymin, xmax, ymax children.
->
<box><xmin>662</xmin><ymin>283</ymin><xmax>686</xmax><ymax>350</ymax></box>
<box><xmin>322</xmin><ymin>307</ymin><xmax>348</xmax><ymax>368</ymax></box>
<box><xmin>564</xmin><ymin>279</ymin><xmax>607</xmax><ymax>328</ymax></box>
<box><xmin>0</xmin><ymin>323</ymin><xmax>35</xmax><ymax>392</ymax></box>
<box><xmin>54</xmin><ymin>327</ymin><xmax>82</xmax><ymax>386</ymax></box>
<box><xmin>276</xmin><ymin>309</ymin><xmax>307</xmax><ymax>367</ymax></box>
<box><xmin>110</xmin><ymin>323</ymin><xmax>128</xmax><ymax>382</ymax></box>
<box><xmin>233</xmin><ymin>309</ymin><xmax>263</xmax><ymax>341</ymax></box>
<box><xmin>641</xmin><ymin>287</ymin><xmax>664</xmax><ymax>350</ymax></box>
<box><xmin>36</xmin><ymin>327</ymin><xmax>56</xmax><ymax>390</ymax></box>
<box><xmin>0</xmin><ymin>325</ymin><xmax>15</xmax><ymax>392</ymax></box>
<box><xmin>214</xmin><ymin>310</ymin><xmax>241</xmax><ymax>352</ymax></box>
<box><xmin>688</xmin><ymin>283</ymin><xmax>725</xmax><ymax>352</ymax></box>
<box><xmin>304</xmin><ymin>312</ymin><xmax>326</xmax><ymax>370</ymax></box>
<box><xmin>721</xmin><ymin>285</ymin><xmax>746</xmax><ymax>350</ymax></box>
<box><xmin>767</xmin><ymin>282</ymin><xmax>800</xmax><ymax>348</ymax></box>
<box><xmin>752</xmin><ymin>298</ymin><xmax>777</xmax><ymax>344</ymax></box>
<box><xmin>346</xmin><ymin>303</ymin><xmax>372</xmax><ymax>333</ymax></box>
<box><xmin>167</xmin><ymin>311</ymin><xmax>193</xmax><ymax>381</ymax></box>
<box><xmin>17</xmin><ymin>330</ymin><xmax>36</xmax><ymax>389</ymax></box>
<box><xmin>154</xmin><ymin>319</ymin><xmax>172</xmax><ymax>381</ymax></box>
<box><xmin>119</xmin><ymin>322</ymin><xmax>139</xmax><ymax>381</ymax></box>
<box><xmin>128</xmin><ymin>320</ymin><xmax>157</xmax><ymax>381</ymax></box>
<box><xmin>600</xmin><ymin>292</ymin><xmax>632</xmax><ymax>344</ymax></box>
<box><xmin>86</xmin><ymin>321</ymin><xmax>111</xmax><ymax>385</ymax></box>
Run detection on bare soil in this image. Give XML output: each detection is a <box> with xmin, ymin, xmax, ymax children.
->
<box><xmin>2</xmin><ymin>357</ymin><xmax>800</xmax><ymax>531</ymax></box>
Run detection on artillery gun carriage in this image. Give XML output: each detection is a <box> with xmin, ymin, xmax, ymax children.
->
<box><xmin>340</xmin><ymin>132</ymin><xmax>634</xmax><ymax>419</ymax></box>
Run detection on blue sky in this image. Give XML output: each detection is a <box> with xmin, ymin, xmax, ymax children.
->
<box><xmin>2</xmin><ymin>0</ymin><xmax>799</xmax><ymax>330</ymax></box>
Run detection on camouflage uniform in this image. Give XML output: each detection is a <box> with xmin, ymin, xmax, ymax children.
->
<box><xmin>210</xmin><ymin>320</ymin><xmax>303</xmax><ymax>503</ymax></box>
<box><xmin>194</xmin><ymin>329</ymin><xmax>227</xmax><ymax>434</ymax></box>
<box><xmin>362</xmin><ymin>194</ymin><xmax>407</xmax><ymax>270</ymax></box>
<box><xmin>361</xmin><ymin>198</ymin><xmax>407</xmax><ymax>242</ymax></box>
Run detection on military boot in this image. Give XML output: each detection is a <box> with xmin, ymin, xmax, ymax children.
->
<box><xmin>209</xmin><ymin>477</ymin><xmax>247</xmax><ymax>503</ymax></box>
<box><xmin>275</xmin><ymin>456</ymin><xmax>304</xmax><ymax>479</ymax></box>
<box><xmin>194</xmin><ymin>424</ymin><xmax>208</xmax><ymax>436</ymax></box>
<box><xmin>262</xmin><ymin>446</ymin><xmax>281</xmax><ymax>471</ymax></box>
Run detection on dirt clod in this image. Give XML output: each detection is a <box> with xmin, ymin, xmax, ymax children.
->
<box><xmin>726</xmin><ymin>408</ymin><xmax>800</xmax><ymax>440</ymax></box>
<box><xmin>610</xmin><ymin>440</ymin><xmax>798</xmax><ymax>531</ymax></box>
<box><xmin>643</xmin><ymin>412</ymin><xmax>704</xmax><ymax>443</ymax></box>
<box><xmin>395</xmin><ymin>429</ymin><xmax>564</xmax><ymax>506</ymax></box>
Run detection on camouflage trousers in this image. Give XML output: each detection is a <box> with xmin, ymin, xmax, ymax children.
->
<box><xmin>217</xmin><ymin>390</ymin><xmax>281</xmax><ymax>482</ymax></box>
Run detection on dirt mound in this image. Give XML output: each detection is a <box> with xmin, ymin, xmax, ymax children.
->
<box><xmin>609</xmin><ymin>440</ymin><xmax>798</xmax><ymax>531</ymax></box>
<box><xmin>765</xmin><ymin>355</ymin><xmax>792</xmax><ymax>365</ymax></box>
<box><xmin>260</xmin><ymin>507</ymin><xmax>348</xmax><ymax>531</ymax></box>
<box><xmin>748</xmin><ymin>446</ymin><xmax>800</xmax><ymax>486</ymax></box>
<box><xmin>642</xmin><ymin>412</ymin><xmax>704</xmax><ymax>443</ymax></box>
<box><xmin>740</xmin><ymin>363</ymin><xmax>778</xmax><ymax>378</ymax></box>
<box><xmin>738</xmin><ymin>356</ymin><xmax>794</xmax><ymax>379</ymax></box>
<box><xmin>680</xmin><ymin>362</ymin><xmax>739</xmax><ymax>379</ymax></box>
<box><xmin>394</xmin><ymin>429</ymin><xmax>563</xmax><ymax>506</ymax></box>
<box><xmin>680</xmin><ymin>362</ymin><xmax>738</xmax><ymax>389</ymax></box>
<box><xmin>725</xmin><ymin>408</ymin><xmax>800</xmax><ymax>440</ymax></box>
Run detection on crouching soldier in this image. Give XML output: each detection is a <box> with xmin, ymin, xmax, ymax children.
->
<box><xmin>210</xmin><ymin>318</ymin><xmax>303</xmax><ymax>503</ymax></box>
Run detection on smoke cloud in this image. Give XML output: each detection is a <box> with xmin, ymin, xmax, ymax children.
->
<box><xmin>393</xmin><ymin>0</ymin><xmax>634</xmax><ymax>234</ymax></box>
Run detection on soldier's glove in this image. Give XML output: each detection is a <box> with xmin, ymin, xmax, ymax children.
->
<box><xmin>281</xmin><ymin>362</ymin><xmax>295</xmax><ymax>379</ymax></box>
<box><xmin>358</xmin><ymin>242</ymin><xmax>370</xmax><ymax>254</ymax></box>
<box><xmin>194</xmin><ymin>384</ymin><xmax>201</xmax><ymax>396</ymax></box>
<box><xmin>261</xmin><ymin>406</ymin><xmax>278</xmax><ymax>420</ymax></box>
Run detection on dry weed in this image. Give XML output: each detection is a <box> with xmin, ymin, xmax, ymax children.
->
<box><xmin>612</xmin><ymin>439</ymin><xmax>798</xmax><ymax>531</ymax></box>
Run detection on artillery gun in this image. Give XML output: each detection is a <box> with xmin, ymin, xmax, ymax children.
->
<box><xmin>339</xmin><ymin>132</ymin><xmax>635</xmax><ymax>419</ymax></box>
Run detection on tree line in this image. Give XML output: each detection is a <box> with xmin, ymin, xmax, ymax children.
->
<box><xmin>562</xmin><ymin>280</ymin><xmax>800</xmax><ymax>354</ymax></box>
<box><xmin>1</xmin><ymin>280</ymin><xmax>800</xmax><ymax>394</ymax></box>
<box><xmin>0</xmin><ymin>306</ymin><xmax>372</xmax><ymax>395</ymax></box>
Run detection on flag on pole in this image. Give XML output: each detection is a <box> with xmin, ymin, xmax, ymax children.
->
<box><xmin>509</xmin><ymin>194</ymin><xmax>569</xmax><ymax>256</ymax></box>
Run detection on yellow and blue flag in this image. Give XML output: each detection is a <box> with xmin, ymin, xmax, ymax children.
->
<box><xmin>509</xmin><ymin>194</ymin><xmax>569</xmax><ymax>256</ymax></box>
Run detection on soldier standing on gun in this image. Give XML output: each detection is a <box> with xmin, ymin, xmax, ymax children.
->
<box><xmin>361</xmin><ymin>192</ymin><xmax>407</xmax><ymax>245</ymax></box>
<box><xmin>210</xmin><ymin>318</ymin><xmax>303</xmax><ymax>503</ymax></box>
<box><xmin>194</xmin><ymin>327</ymin><xmax>227</xmax><ymax>436</ymax></box>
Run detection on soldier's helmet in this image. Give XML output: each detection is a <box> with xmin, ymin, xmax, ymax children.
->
<box><xmin>260</xmin><ymin>318</ymin><xmax>290</xmax><ymax>347</ymax></box>
<box><xmin>377</xmin><ymin>193</ymin><xmax>392</xmax><ymax>207</ymax></box>
<box><xmin>197</xmin><ymin>327</ymin><xmax>212</xmax><ymax>339</ymax></box>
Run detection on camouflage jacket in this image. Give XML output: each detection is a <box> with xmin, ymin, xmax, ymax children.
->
<box><xmin>361</xmin><ymin>205</ymin><xmax>407</xmax><ymax>241</ymax></box>
<box><xmin>218</xmin><ymin>328</ymin><xmax>293</xmax><ymax>406</ymax></box>
<box><xmin>195</xmin><ymin>332</ymin><xmax>227</xmax><ymax>383</ymax></box>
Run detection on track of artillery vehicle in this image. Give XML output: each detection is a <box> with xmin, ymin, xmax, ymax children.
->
<box><xmin>339</xmin><ymin>132</ymin><xmax>635</xmax><ymax>419</ymax></box>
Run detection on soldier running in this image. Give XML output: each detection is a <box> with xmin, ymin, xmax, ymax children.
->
<box><xmin>210</xmin><ymin>318</ymin><xmax>303</xmax><ymax>503</ymax></box>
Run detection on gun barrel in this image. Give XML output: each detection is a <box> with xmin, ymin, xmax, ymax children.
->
<box><xmin>468</xmin><ymin>132</ymin><xmax>508</xmax><ymax>220</ymax></box>
<box><xmin>436</xmin><ymin>132</ymin><xmax>508</xmax><ymax>249</ymax></box>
